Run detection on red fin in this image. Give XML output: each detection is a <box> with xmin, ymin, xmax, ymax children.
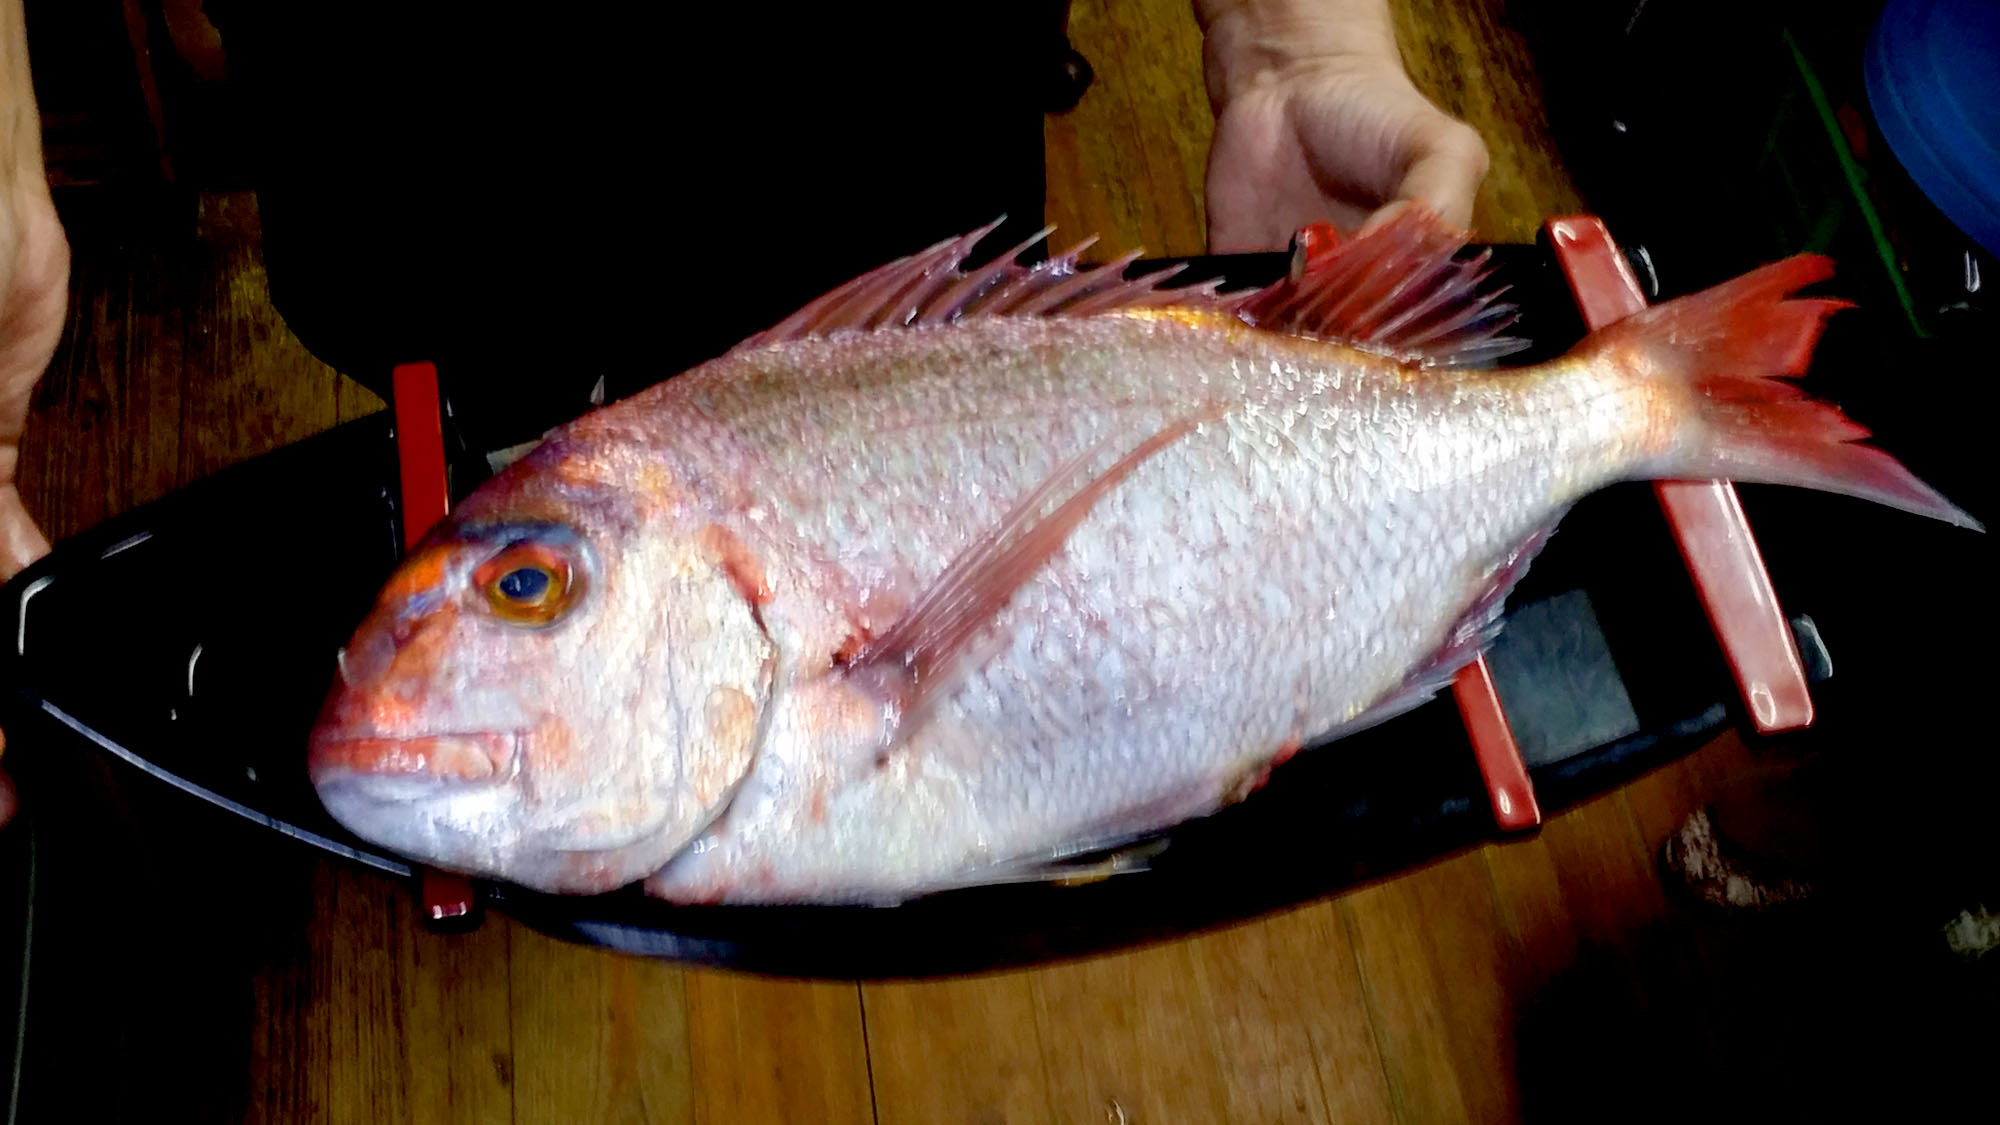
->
<box><xmin>926</xmin><ymin>837</ymin><xmax>1170</xmax><ymax>893</ymax></box>
<box><xmin>1593</xmin><ymin>256</ymin><xmax>1981</xmax><ymax>530</ymax></box>
<box><xmin>1403</xmin><ymin>519</ymin><xmax>1561</xmax><ymax>692</ymax></box>
<box><xmin>1237</xmin><ymin>207</ymin><xmax>1527</xmax><ymax>367</ymax></box>
<box><xmin>1317</xmin><ymin>518</ymin><xmax>1564</xmax><ymax>746</ymax></box>
<box><xmin>844</xmin><ymin>410</ymin><xmax>1219</xmax><ymax>738</ymax></box>
<box><xmin>736</xmin><ymin>209</ymin><xmax>1521</xmax><ymax>366</ymax></box>
<box><xmin>736</xmin><ymin>222</ymin><xmax>1237</xmax><ymax>351</ymax></box>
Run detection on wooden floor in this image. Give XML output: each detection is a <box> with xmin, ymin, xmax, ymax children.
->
<box><xmin>14</xmin><ymin>3</ymin><xmax>1989</xmax><ymax>1123</ymax></box>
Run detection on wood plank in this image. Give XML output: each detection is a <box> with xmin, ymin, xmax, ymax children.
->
<box><xmin>308</xmin><ymin>865</ymin><xmax>417</xmax><ymax>1123</ymax></box>
<box><xmin>1623</xmin><ymin>730</ymin><xmax>1761</xmax><ymax>864</ymax></box>
<box><xmin>21</xmin><ymin>200</ymin><xmax>187</xmax><ymax>539</ymax></box>
<box><xmin>335</xmin><ymin>374</ymin><xmax>386</xmax><ymax>424</ymax></box>
<box><xmin>863</xmin><ymin>972</ymin><xmax>1055</xmax><ymax>1125</ymax></box>
<box><xmin>1619</xmin><ymin>757</ymin><xmax>1710</xmax><ymax>861</ymax></box>
<box><xmin>244</xmin><ymin>857</ymin><xmax>329</xmax><ymax>1125</ymax></box>
<box><xmin>1536</xmin><ymin>790</ymin><xmax>1669</xmax><ymax>948</ymax></box>
<box><xmin>1342</xmin><ymin>850</ymin><xmax>1524</xmax><ymax>1125</ymax></box>
<box><xmin>684</xmin><ymin>971</ymin><xmax>874</xmax><ymax>1125</ymax></box>
<box><xmin>174</xmin><ymin>192</ymin><xmax>345</xmax><ymax>483</ymax></box>
<box><xmin>1188</xmin><ymin>904</ymin><xmax>1396</xmax><ymax>1125</ymax></box>
<box><xmin>402</xmin><ymin>917</ymin><xmax>518</xmax><ymax>1124</ymax></box>
<box><xmin>252</xmin><ymin>865</ymin><xmax>518</xmax><ymax>1125</ymax></box>
<box><xmin>1043</xmin><ymin>0</ymin><xmax>1212</xmax><ymax>258</ymax></box>
<box><xmin>1029</xmin><ymin>942</ymin><xmax>1235</xmax><ymax>1125</ymax></box>
<box><xmin>1482</xmin><ymin>834</ymin><xmax>1581</xmax><ymax>998</ymax></box>
<box><xmin>1392</xmin><ymin>0</ymin><xmax>1584</xmax><ymax>241</ymax></box>
<box><xmin>511</xmin><ymin>923</ymin><xmax>696</xmax><ymax>1125</ymax></box>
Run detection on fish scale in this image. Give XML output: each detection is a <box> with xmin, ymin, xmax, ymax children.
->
<box><xmin>644</xmin><ymin>315</ymin><xmax>1602</xmax><ymax>901</ymax></box>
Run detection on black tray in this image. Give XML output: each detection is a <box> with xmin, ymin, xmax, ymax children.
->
<box><xmin>0</xmin><ymin>244</ymin><xmax>1827</xmax><ymax>976</ymax></box>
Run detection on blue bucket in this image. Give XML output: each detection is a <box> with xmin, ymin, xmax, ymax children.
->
<box><xmin>1866</xmin><ymin>0</ymin><xmax>2000</xmax><ymax>256</ymax></box>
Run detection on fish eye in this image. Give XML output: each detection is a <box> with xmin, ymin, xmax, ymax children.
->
<box><xmin>473</xmin><ymin>541</ymin><xmax>580</xmax><ymax>626</ymax></box>
<box><xmin>497</xmin><ymin>566</ymin><xmax>549</xmax><ymax>602</ymax></box>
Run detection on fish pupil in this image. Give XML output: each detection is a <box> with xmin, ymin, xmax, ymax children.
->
<box><xmin>498</xmin><ymin>566</ymin><xmax>550</xmax><ymax>602</ymax></box>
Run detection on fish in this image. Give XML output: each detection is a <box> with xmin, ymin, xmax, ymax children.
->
<box><xmin>306</xmin><ymin>209</ymin><xmax>1978</xmax><ymax>904</ymax></box>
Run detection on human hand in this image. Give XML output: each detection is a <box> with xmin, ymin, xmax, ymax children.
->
<box><xmin>1198</xmin><ymin>0</ymin><xmax>1489</xmax><ymax>251</ymax></box>
<box><xmin>1</xmin><ymin>0</ymin><xmax>73</xmax><ymax>828</ymax></box>
<box><xmin>0</xmin><ymin>195</ymin><xmax>65</xmax><ymax>582</ymax></box>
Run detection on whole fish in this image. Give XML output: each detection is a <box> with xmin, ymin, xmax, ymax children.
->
<box><xmin>308</xmin><ymin>210</ymin><xmax>1977</xmax><ymax>904</ymax></box>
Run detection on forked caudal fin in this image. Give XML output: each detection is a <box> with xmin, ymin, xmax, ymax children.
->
<box><xmin>1585</xmin><ymin>255</ymin><xmax>1982</xmax><ymax>531</ymax></box>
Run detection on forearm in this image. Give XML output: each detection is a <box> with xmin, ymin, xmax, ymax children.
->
<box><xmin>0</xmin><ymin>0</ymin><xmax>57</xmax><ymax>440</ymax></box>
<box><xmin>1</xmin><ymin>0</ymin><xmax>47</xmax><ymax>191</ymax></box>
<box><xmin>1194</xmin><ymin>0</ymin><xmax>1401</xmax><ymax>107</ymax></box>
<box><xmin>0</xmin><ymin>0</ymin><xmax>65</xmax><ymax>582</ymax></box>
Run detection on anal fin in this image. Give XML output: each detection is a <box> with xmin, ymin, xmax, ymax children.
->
<box><xmin>1331</xmin><ymin>516</ymin><xmax>1566</xmax><ymax>741</ymax></box>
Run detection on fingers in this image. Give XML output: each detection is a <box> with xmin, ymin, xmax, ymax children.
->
<box><xmin>0</xmin><ymin>483</ymin><xmax>48</xmax><ymax>580</ymax></box>
<box><xmin>1368</xmin><ymin>119</ymin><xmax>1488</xmax><ymax>233</ymax></box>
<box><xmin>0</xmin><ymin>763</ymin><xmax>14</xmax><ymax>831</ymax></box>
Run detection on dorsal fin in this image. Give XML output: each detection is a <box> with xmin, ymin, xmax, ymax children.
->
<box><xmin>1239</xmin><ymin>207</ymin><xmax>1527</xmax><ymax>367</ymax></box>
<box><xmin>735</xmin><ymin>220</ymin><xmax>1237</xmax><ymax>352</ymax></box>
<box><xmin>736</xmin><ymin>207</ymin><xmax>1523</xmax><ymax>368</ymax></box>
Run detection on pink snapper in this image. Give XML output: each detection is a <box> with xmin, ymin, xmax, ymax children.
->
<box><xmin>307</xmin><ymin>211</ymin><xmax>1977</xmax><ymax>903</ymax></box>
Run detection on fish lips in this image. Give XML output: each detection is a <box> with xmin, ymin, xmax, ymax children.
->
<box><xmin>309</xmin><ymin>730</ymin><xmax>527</xmax><ymax>876</ymax></box>
<box><xmin>307</xmin><ymin>730</ymin><xmax>714</xmax><ymax>893</ymax></box>
<box><xmin>308</xmin><ymin>730</ymin><xmax>521</xmax><ymax>799</ymax></box>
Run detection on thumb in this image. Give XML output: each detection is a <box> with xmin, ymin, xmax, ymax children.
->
<box><xmin>1365</xmin><ymin>120</ymin><xmax>1488</xmax><ymax>233</ymax></box>
<box><xmin>0</xmin><ymin>485</ymin><xmax>49</xmax><ymax>581</ymax></box>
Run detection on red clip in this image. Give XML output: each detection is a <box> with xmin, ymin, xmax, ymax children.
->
<box><xmin>422</xmin><ymin>867</ymin><xmax>476</xmax><ymax>922</ymax></box>
<box><xmin>1288</xmin><ymin>221</ymin><xmax>1343</xmax><ymax>278</ymax></box>
<box><xmin>391</xmin><ymin>360</ymin><xmax>480</xmax><ymax>920</ymax></box>
<box><xmin>1453</xmin><ymin>655</ymin><xmax>1541</xmax><ymax>831</ymax></box>
<box><xmin>1545</xmin><ymin>216</ymin><xmax>1813</xmax><ymax>733</ymax></box>
<box><xmin>392</xmin><ymin>362</ymin><xmax>451</xmax><ymax>553</ymax></box>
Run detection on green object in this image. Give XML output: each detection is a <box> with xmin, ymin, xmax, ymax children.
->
<box><xmin>1782</xmin><ymin>28</ymin><xmax>1928</xmax><ymax>338</ymax></box>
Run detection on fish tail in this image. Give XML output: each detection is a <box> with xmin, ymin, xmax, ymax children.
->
<box><xmin>1589</xmin><ymin>255</ymin><xmax>1981</xmax><ymax>530</ymax></box>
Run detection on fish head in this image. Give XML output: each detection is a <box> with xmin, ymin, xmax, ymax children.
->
<box><xmin>308</xmin><ymin>444</ymin><xmax>776</xmax><ymax>893</ymax></box>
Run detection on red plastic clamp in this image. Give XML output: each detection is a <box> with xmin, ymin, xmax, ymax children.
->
<box><xmin>1544</xmin><ymin>217</ymin><xmax>1814</xmax><ymax>733</ymax></box>
<box><xmin>391</xmin><ymin>361</ymin><xmax>481</xmax><ymax>925</ymax></box>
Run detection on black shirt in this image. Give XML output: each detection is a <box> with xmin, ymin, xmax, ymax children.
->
<box><xmin>207</xmin><ymin>2</ymin><xmax>1069</xmax><ymax>449</ymax></box>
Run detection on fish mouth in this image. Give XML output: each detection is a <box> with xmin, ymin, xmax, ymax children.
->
<box><xmin>308</xmin><ymin>731</ymin><xmax>521</xmax><ymax>798</ymax></box>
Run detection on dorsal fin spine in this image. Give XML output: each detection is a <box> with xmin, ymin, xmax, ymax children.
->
<box><xmin>736</xmin><ymin>206</ymin><xmax>1524</xmax><ymax>369</ymax></box>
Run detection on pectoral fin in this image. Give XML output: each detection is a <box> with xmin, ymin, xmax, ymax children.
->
<box><xmin>842</xmin><ymin>410</ymin><xmax>1218</xmax><ymax>744</ymax></box>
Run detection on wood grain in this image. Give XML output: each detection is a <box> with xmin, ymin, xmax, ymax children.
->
<box><xmin>510</xmin><ymin>926</ymin><xmax>695</xmax><ymax>1125</ymax></box>
<box><xmin>396</xmin><ymin>884</ymin><xmax>516</xmax><ymax>1120</ymax></box>
<box><xmin>864</xmin><ymin>972</ymin><xmax>1056</xmax><ymax>1125</ymax></box>
<box><xmin>1186</xmin><ymin>904</ymin><xmax>1396</xmax><ymax>1125</ymax></box>
<box><xmin>1341</xmin><ymin>855</ymin><xmax>1521</xmax><ymax>1125</ymax></box>
<box><xmin>683</xmin><ymin>972</ymin><xmax>874</xmax><ymax>1125</ymax></box>
<box><xmin>1030</xmin><ymin>941</ymin><xmax>1236</xmax><ymax>1125</ymax></box>
<box><xmin>1043</xmin><ymin>0</ymin><xmax>1214</xmax><ymax>258</ymax></box>
<box><xmin>1391</xmin><ymin>0</ymin><xmax>1585</xmax><ymax>241</ymax></box>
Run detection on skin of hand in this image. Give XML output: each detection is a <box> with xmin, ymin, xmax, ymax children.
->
<box><xmin>1196</xmin><ymin>0</ymin><xmax>1490</xmax><ymax>250</ymax></box>
<box><xmin>0</xmin><ymin>0</ymin><xmax>73</xmax><ymax>825</ymax></box>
